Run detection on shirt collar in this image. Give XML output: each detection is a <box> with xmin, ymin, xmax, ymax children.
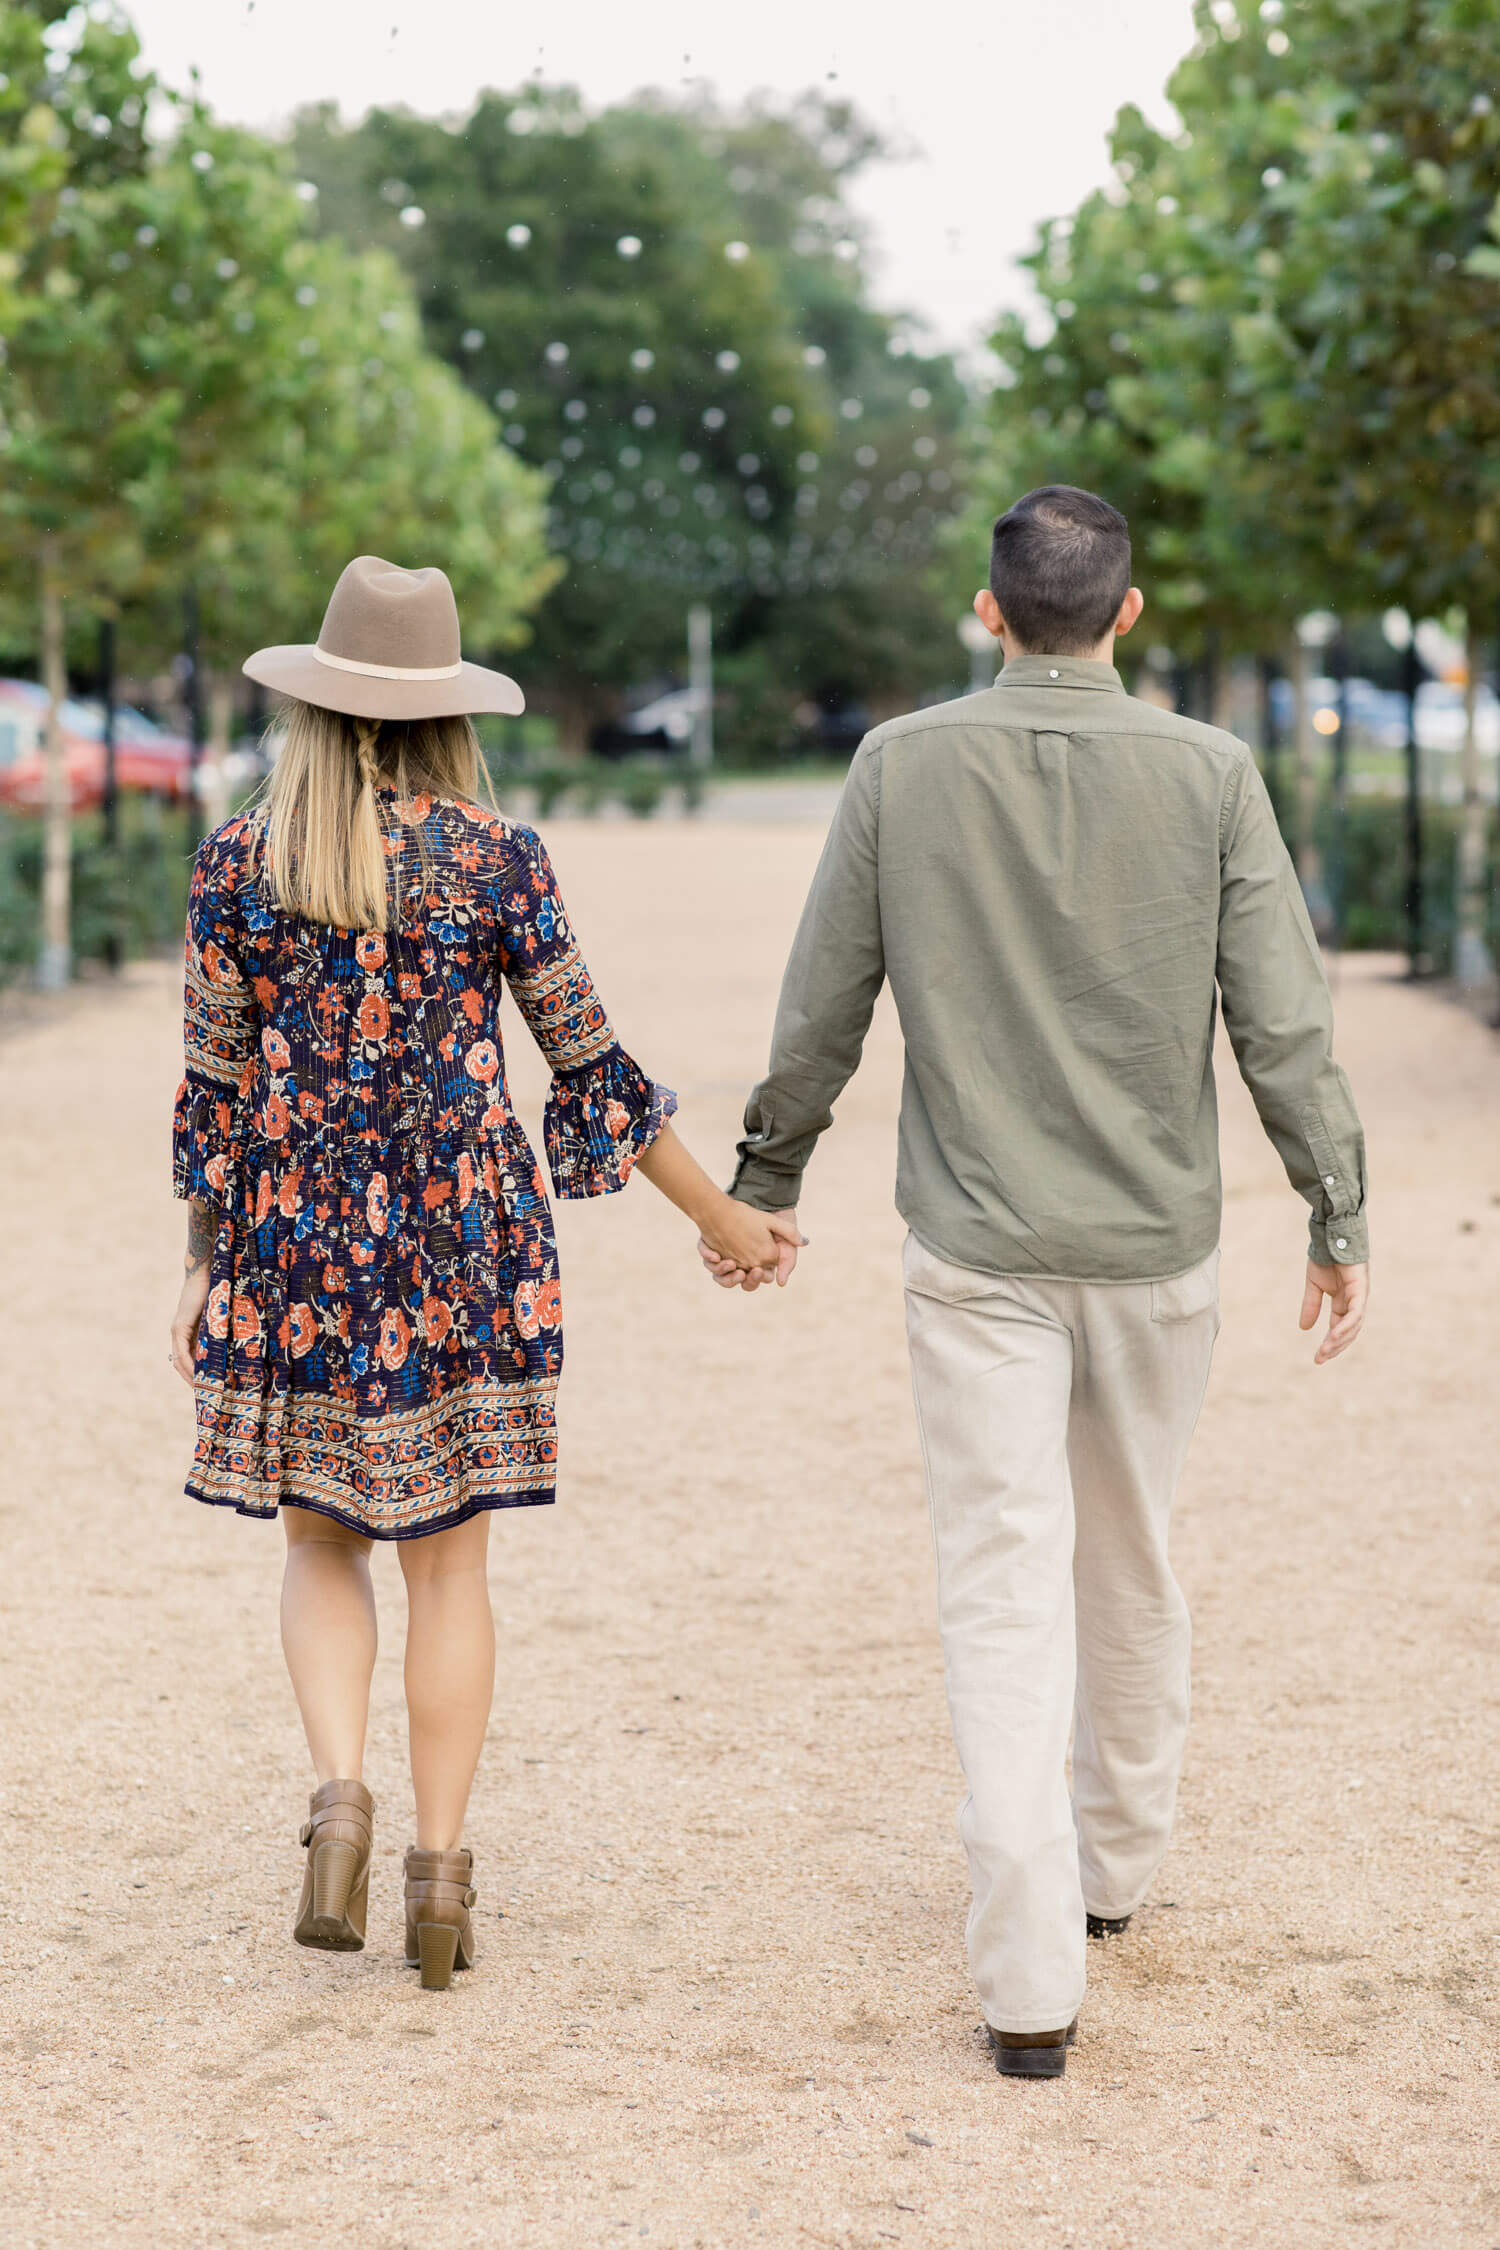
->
<box><xmin>992</xmin><ymin>654</ymin><xmax>1125</xmax><ymax>695</ymax></box>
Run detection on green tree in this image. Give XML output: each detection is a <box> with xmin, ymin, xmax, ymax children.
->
<box><xmin>0</xmin><ymin>1</ymin><xmax>157</xmax><ymax>985</ymax></box>
<box><xmin>967</xmin><ymin>0</ymin><xmax>1500</xmax><ymax>955</ymax></box>
<box><xmin>1</xmin><ymin>24</ymin><xmax>559</xmax><ymax>978</ymax></box>
<box><xmin>291</xmin><ymin>88</ymin><xmax>970</xmax><ymax>751</ymax></box>
<box><xmin>116</xmin><ymin>128</ymin><xmax>557</xmax><ymax>809</ymax></box>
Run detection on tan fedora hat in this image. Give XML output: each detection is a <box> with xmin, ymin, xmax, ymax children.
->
<box><xmin>242</xmin><ymin>556</ymin><xmax>525</xmax><ymax>721</ymax></box>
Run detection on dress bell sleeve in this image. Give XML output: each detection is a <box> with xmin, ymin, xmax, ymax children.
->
<box><xmin>499</xmin><ymin>828</ymin><xmax>676</xmax><ymax>1199</ymax></box>
<box><xmin>172</xmin><ymin>833</ymin><xmax>258</xmax><ymax>1201</ymax></box>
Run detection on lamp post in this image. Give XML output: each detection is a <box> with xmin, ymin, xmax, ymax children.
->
<box><xmin>957</xmin><ymin>612</ymin><xmax>996</xmax><ymax>694</ymax></box>
<box><xmin>687</xmin><ymin>603</ymin><xmax>713</xmax><ymax>771</ymax></box>
<box><xmin>1382</xmin><ymin>607</ymin><xmax>1423</xmax><ymax>978</ymax></box>
<box><xmin>1454</xmin><ymin>616</ymin><xmax>1495</xmax><ymax>991</ymax></box>
<box><xmin>1294</xmin><ymin>610</ymin><xmax>1338</xmax><ymax>936</ymax></box>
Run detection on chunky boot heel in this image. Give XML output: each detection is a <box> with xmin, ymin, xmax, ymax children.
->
<box><xmin>294</xmin><ymin>1779</ymin><xmax>374</xmax><ymax>1952</ymax></box>
<box><xmin>988</xmin><ymin>2018</ymin><xmax>1078</xmax><ymax>2080</ymax></box>
<box><xmin>404</xmin><ymin>1846</ymin><xmax>477</xmax><ymax>1990</ymax></box>
<box><xmin>310</xmin><ymin>1840</ymin><xmax>360</xmax><ymax>1935</ymax></box>
<box><xmin>416</xmin><ymin>1921</ymin><xmax>461</xmax><ymax>1991</ymax></box>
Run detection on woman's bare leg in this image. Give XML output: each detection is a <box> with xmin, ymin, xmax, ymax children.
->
<box><xmin>398</xmin><ymin>1512</ymin><xmax>495</xmax><ymax>1850</ymax></box>
<box><xmin>280</xmin><ymin>1507</ymin><xmax>377</xmax><ymax>1783</ymax></box>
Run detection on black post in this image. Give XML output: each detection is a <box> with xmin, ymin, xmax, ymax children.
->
<box><xmin>1402</xmin><ymin>635</ymin><xmax>1423</xmax><ymax>978</ymax></box>
<box><xmin>1259</xmin><ymin>652</ymin><xmax>1281</xmax><ymax>817</ymax></box>
<box><xmin>99</xmin><ymin>612</ymin><xmax>123</xmax><ymax>971</ymax></box>
<box><xmin>183</xmin><ymin>582</ymin><xmax>204</xmax><ymax>845</ymax></box>
<box><xmin>100</xmin><ymin>613</ymin><xmax>119</xmax><ymax>850</ymax></box>
<box><xmin>1330</xmin><ymin>628</ymin><xmax>1350</xmax><ymax>949</ymax></box>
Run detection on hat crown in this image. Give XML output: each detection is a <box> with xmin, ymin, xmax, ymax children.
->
<box><xmin>315</xmin><ymin>556</ymin><xmax>461</xmax><ymax>673</ymax></box>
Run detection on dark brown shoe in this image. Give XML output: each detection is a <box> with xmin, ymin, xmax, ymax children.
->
<box><xmin>988</xmin><ymin>2018</ymin><xmax>1078</xmax><ymax>2079</ymax></box>
<box><xmin>293</xmin><ymin>1778</ymin><xmax>373</xmax><ymax>1951</ymax></box>
<box><xmin>404</xmin><ymin>1846</ymin><xmax>477</xmax><ymax>1990</ymax></box>
<box><xmin>1086</xmin><ymin>1911</ymin><xmax>1131</xmax><ymax>1939</ymax></box>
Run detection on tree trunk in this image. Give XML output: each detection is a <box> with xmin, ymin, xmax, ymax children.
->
<box><xmin>1453</xmin><ymin>616</ymin><xmax>1495</xmax><ymax>989</ymax></box>
<box><xmin>182</xmin><ymin>581</ymin><xmax>205</xmax><ymax>846</ymax></box>
<box><xmin>1209</xmin><ymin>641</ymin><xmax>1236</xmax><ymax>735</ymax></box>
<box><xmin>201</xmin><ymin>676</ymin><xmax>235</xmax><ymax>832</ymax></box>
<box><xmin>1401</xmin><ymin>635</ymin><xmax>1424</xmax><ymax>979</ymax></box>
<box><xmin>99</xmin><ymin>612</ymin><xmax>124</xmax><ymax>973</ymax></box>
<box><xmin>37</xmin><ymin>538</ymin><xmax>71</xmax><ymax>991</ymax></box>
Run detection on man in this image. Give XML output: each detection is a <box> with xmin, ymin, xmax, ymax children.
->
<box><xmin>704</xmin><ymin>484</ymin><xmax>1368</xmax><ymax>2078</ymax></box>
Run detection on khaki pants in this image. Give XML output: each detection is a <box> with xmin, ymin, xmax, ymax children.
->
<box><xmin>903</xmin><ymin>1233</ymin><xmax>1220</xmax><ymax>2034</ymax></box>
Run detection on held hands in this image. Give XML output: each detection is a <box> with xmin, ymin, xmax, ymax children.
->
<box><xmin>633</xmin><ymin>1128</ymin><xmax>803</xmax><ymax>1296</ymax></box>
<box><xmin>698</xmin><ymin>1204</ymin><xmax>805</xmax><ymax>1293</ymax></box>
<box><xmin>1300</xmin><ymin>1258</ymin><xmax>1368</xmax><ymax>1364</ymax></box>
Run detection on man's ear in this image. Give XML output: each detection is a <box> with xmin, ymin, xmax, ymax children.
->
<box><xmin>1115</xmin><ymin>587</ymin><xmax>1145</xmax><ymax>638</ymax></box>
<box><xmin>974</xmin><ymin>589</ymin><xmax>1004</xmax><ymax>637</ymax></box>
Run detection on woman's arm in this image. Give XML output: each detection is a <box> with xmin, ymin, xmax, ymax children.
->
<box><xmin>636</xmin><ymin>1123</ymin><xmax>797</xmax><ymax>1285</ymax></box>
<box><xmin>169</xmin><ymin>1196</ymin><xmax>215</xmax><ymax>1384</ymax></box>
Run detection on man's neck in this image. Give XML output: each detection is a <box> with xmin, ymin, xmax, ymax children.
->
<box><xmin>1002</xmin><ymin>640</ymin><xmax>1115</xmax><ymax>666</ymax></box>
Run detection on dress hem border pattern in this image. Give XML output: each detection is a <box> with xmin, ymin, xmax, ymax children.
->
<box><xmin>184</xmin><ymin>1482</ymin><xmax>555</xmax><ymax>1541</ymax></box>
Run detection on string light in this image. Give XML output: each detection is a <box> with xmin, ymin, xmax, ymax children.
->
<box><xmin>497</xmin><ymin>302</ymin><xmax>959</xmax><ymax>599</ymax></box>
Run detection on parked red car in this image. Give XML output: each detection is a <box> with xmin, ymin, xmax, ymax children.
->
<box><xmin>0</xmin><ymin>679</ymin><xmax>193</xmax><ymax>811</ymax></box>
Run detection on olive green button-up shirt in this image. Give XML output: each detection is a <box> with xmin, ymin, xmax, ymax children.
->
<box><xmin>730</xmin><ymin>655</ymin><xmax>1368</xmax><ymax>1280</ymax></box>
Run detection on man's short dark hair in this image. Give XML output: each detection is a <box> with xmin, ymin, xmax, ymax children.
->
<box><xmin>989</xmin><ymin>485</ymin><xmax>1131</xmax><ymax>655</ymax></box>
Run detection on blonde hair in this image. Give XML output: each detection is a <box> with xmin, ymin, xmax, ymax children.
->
<box><xmin>254</xmin><ymin>701</ymin><xmax>497</xmax><ymax>931</ymax></box>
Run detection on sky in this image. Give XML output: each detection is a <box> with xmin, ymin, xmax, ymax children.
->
<box><xmin>122</xmin><ymin>0</ymin><xmax>1199</xmax><ymax>359</ymax></box>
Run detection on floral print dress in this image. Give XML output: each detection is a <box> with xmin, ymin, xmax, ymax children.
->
<box><xmin>173</xmin><ymin>788</ymin><xmax>675</xmax><ymax>1538</ymax></box>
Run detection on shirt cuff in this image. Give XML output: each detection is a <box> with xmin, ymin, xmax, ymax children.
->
<box><xmin>1309</xmin><ymin>1212</ymin><xmax>1368</xmax><ymax>1265</ymax></box>
<box><xmin>729</xmin><ymin>1152</ymin><xmax>804</xmax><ymax>1213</ymax></box>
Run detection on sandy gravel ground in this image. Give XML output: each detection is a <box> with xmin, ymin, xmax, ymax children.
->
<box><xmin>1</xmin><ymin>817</ymin><xmax>1497</xmax><ymax>2250</ymax></box>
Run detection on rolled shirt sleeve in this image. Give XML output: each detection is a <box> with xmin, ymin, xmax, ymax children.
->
<box><xmin>1216</xmin><ymin>757</ymin><xmax>1369</xmax><ymax>1264</ymax></box>
<box><xmin>732</xmin><ymin>740</ymin><xmax>887</xmax><ymax>1212</ymax></box>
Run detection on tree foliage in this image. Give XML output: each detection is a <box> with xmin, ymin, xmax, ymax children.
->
<box><xmin>968</xmin><ymin>0</ymin><xmax>1500</xmax><ymax>648</ymax></box>
<box><xmin>0</xmin><ymin>16</ymin><xmax>556</xmax><ymax>666</ymax></box>
<box><xmin>290</xmin><ymin>88</ymin><xmax>970</xmax><ymax>739</ymax></box>
<box><xmin>0</xmin><ymin>4</ymin><xmax>558</xmax><ymax>980</ymax></box>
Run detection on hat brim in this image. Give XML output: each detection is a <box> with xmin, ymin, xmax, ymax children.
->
<box><xmin>243</xmin><ymin>645</ymin><xmax>525</xmax><ymax>720</ymax></box>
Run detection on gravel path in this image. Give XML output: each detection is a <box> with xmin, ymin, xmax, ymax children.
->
<box><xmin>1</xmin><ymin>819</ymin><xmax>1496</xmax><ymax>2249</ymax></box>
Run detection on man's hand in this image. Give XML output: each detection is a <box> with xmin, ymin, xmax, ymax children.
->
<box><xmin>698</xmin><ymin>1207</ymin><xmax>805</xmax><ymax>1293</ymax></box>
<box><xmin>1300</xmin><ymin>1258</ymin><xmax>1368</xmax><ymax>1365</ymax></box>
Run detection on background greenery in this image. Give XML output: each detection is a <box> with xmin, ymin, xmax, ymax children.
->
<box><xmin>0</xmin><ymin>0</ymin><xmax>1496</xmax><ymax>987</ymax></box>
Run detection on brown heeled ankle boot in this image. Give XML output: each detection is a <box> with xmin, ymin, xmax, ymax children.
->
<box><xmin>293</xmin><ymin>1778</ymin><xmax>374</xmax><ymax>1952</ymax></box>
<box><xmin>404</xmin><ymin>1845</ymin><xmax>477</xmax><ymax>1990</ymax></box>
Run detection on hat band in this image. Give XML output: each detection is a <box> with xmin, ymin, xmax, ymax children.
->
<box><xmin>312</xmin><ymin>644</ymin><xmax>463</xmax><ymax>682</ymax></box>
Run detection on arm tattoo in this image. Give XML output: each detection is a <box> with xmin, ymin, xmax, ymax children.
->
<box><xmin>184</xmin><ymin>1196</ymin><xmax>216</xmax><ymax>1277</ymax></box>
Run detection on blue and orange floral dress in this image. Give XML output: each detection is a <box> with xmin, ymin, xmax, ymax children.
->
<box><xmin>172</xmin><ymin>787</ymin><xmax>675</xmax><ymax>1538</ymax></box>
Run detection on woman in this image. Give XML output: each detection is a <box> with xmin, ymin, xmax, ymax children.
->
<box><xmin>168</xmin><ymin>556</ymin><xmax>788</xmax><ymax>1989</ymax></box>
